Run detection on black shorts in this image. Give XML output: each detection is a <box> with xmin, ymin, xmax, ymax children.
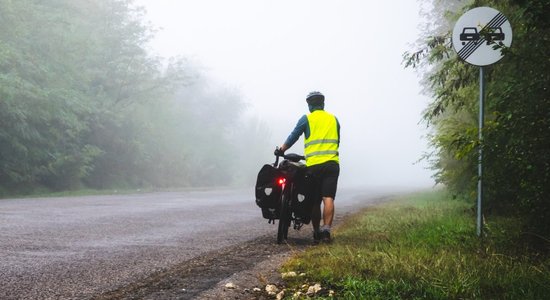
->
<box><xmin>307</xmin><ymin>160</ymin><xmax>340</xmax><ymax>201</ymax></box>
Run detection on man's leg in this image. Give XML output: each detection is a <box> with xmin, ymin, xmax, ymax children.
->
<box><xmin>322</xmin><ymin>196</ymin><xmax>335</xmax><ymax>227</ymax></box>
<box><xmin>320</xmin><ymin>197</ymin><xmax>335</xmax><ymax>243</ymax></box>
<box><xmin>319</xmin><ymin>162</ymin><xmax>338</xmax><ymax>243</ymax></box>
<box><xmin>311</xmin><ymin>203</ymin><xmax>321</xmax><ymax>231</ymax></box>
<box><xmin>307</xmin><ymin>167</ymin><xmax>322</xmax><ymax>243</ymax></box>
<box><xmin>311</xmin><ymin>203</ymin><xmax>322</xmax><ymax>243</ymax></box>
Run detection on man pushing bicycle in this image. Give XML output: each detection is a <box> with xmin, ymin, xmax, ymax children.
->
<box><xmin>275</xmin><ymin>91</ymin><xmax>341</xmax><ymax>244</ymax></box>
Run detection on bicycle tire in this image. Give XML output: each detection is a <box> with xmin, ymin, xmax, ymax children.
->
<box><xmin>277</xmin><ymin>186</ymin><xmax>291</xmax><ymax>244</ymax></box>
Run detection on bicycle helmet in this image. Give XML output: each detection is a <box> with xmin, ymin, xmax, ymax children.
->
<box><xmin>306</xmin><ymin>91</ymin><xmax>324</xmax><ymax>104</ymax></box>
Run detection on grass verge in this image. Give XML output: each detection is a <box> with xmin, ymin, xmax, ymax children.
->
<box><xmin>281</xmin><ymin>189</ymin><xmax>550</xmax><ymax>299</ymax></box>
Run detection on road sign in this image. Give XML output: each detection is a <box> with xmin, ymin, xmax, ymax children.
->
<box><xmin>452</xmin><ymin>7</ymin><xmax>513</xmax><ymax>237</ymax></box>
<box><xmin>452</xmin><ymin>7</ymin><xmax>513</xmax><ymax>66</ymax></box>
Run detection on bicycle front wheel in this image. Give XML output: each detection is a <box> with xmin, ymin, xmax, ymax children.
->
<box><xmin>277</xmin><ymin>186</ymin><xmax>291</xmax><ymax>244</ymax></box>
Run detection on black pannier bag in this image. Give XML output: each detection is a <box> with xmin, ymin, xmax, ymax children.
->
<box><xmin>278</xmin><ymin>160</ymin><xmax>313</xmax><ymax>225</ymax></box>
<box><xmin>255</xmin><ymin>164</ymin><xmax>282</xmax><ymax>220</ymax></box>
<box><xmin>290</xmin><ymin>169</ymin><xmax>314</xmax><ymax>224</ymax></box>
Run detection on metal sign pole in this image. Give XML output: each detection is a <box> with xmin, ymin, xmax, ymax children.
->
<box><xmin>452</xmin><ymin>6</ymin><xmax>512</xmax><ymax>237</ymax></box>
<box><xmin>477</xmin><ymin>66</ymin><xmax>485</xmax><ymax>237</ymax></box>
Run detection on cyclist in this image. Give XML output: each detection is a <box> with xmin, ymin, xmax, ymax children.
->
<box><xmin>275</xmin><ymin>91</ymin><xmax>340</xmax><ymax>244</ymax></box>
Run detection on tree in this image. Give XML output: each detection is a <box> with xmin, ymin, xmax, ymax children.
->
<box><xmin>0</xmin><ymin>0</ymin><xmax>271</xmax><ymax>193</ymax></box>
<box><xmin>0</xmin><ymin>0</ymin><xmax>101</xmax><ymax>190</ymax></box>
<box><xmin>405</xmin><ymin>0</ymin><xmax>550</xmax><ymax>242</ymax></box>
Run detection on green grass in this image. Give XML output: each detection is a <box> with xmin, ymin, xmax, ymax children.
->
<box><xmin>282</xmin><ymin>189</ymin><xmax>550</xmax><ymax>299</ymax></box>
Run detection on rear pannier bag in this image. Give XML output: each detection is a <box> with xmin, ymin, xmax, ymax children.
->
<box><xmin>290</xmin><ymin>170</ymin><xmax>314</xmax><ymax>224</ymax></box>
<box><xmin>278</xmin><ymin>160</ymin><xmax>313</xmax><ymax>224</ymax></box>
<box><xmin>255</xmin><ymin>164</ymin><xmax>282</xmax><ymax>219</ymax></box>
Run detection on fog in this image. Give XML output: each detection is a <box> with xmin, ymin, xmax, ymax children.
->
<box><xmin>136</xmin><ymin>0</ymin><xmax>434</xmax><ymax>189</ymax></box>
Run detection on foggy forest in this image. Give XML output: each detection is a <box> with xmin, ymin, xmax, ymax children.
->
<box><xmin>0</xmin><ymin>0</ymin><xmax>272</xmax><ymax>194</ymax></box>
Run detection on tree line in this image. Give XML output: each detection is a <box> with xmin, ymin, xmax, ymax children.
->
<box><xmin>405</xmin><ymin>0</ymin><xmax>549</xmax><ymax>245</ymax></box>
<box><xmin>0</xmin><ymin>0</ymin><xmax>271</xmax><ymax>195</ymax></box>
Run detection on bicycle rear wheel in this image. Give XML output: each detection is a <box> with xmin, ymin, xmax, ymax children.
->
<box><xmin>277</xmin><ymin>186</ymin><xmax>291</xmax><ymax>244</ymax></box>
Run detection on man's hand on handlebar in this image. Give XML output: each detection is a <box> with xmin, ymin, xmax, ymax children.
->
<box><xmin>274</xmin><ymin>147</ymin><xmax>285</xmax><ymax>157</ymax></box>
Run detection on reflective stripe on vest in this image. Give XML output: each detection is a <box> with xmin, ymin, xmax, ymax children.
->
<box><xmin>304</xmin><ymin>110</ymin><xmax>339</xmax><ymax>167</ymax></box>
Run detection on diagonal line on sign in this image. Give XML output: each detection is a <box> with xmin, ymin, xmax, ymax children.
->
<box><xmin>486</xmin><ymin>13</ymin><xmax>507</xmax><ymax>27</ymax></box>
<box><xmin>458</xmin><ymin>13</ymin><xmax>504</xmax><ymax>59</ymax></box>
<box><xmin>459</xmin><ymin>13</ymin><xmax>507</xmax><ymax>59</ymax></box>
<box><xmin>458</xmin><ymin>38</ymin><xmax>483</xmax><ymax>59</ymax></box>
<box><xmin>457</xmin><ymin>12</ymin><xmax>507</xmax><ymax>60</ymax></box>
<box><xmin>461</xmin><ymin>13</ymin><xmax>507</xmax><ymax>58</ymax></box>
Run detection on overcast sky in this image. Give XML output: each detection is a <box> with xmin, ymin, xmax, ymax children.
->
<box><xmin>135</xmin><ymin>0</ymin><xmax>434</xmax><ymax>188</ymax></box>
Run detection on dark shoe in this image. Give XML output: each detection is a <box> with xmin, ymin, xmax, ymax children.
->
<box><xmin>313</xmin><ymin>230</ymin><xmax>322</xmax><ymax>245</ymax></box>
<box><xmin>321</xmin><ymin>231</ymin><xmax>331</xmax><ymax>244</ymax></box>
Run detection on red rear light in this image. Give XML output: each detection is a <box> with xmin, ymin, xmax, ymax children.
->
<box><xmin>277</xmin><ymin>178</ymin><xmax>286</xmax><ymax>186</ymax></box>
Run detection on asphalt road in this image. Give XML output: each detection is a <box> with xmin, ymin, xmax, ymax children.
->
<box><xmin>0</xmin><ymin>187</ymin><xmax>406</xmax><ymax>299</ymax></box>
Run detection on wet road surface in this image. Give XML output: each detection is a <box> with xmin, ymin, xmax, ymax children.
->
<box><xmin>0</xmin><ymin>187</ymin><xmax>408</xmax><ymax>299</ymax></box>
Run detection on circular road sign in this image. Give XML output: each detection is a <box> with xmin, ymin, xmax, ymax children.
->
<box><xmin>452</xmin><ymin>7</ymin><xmax>512</xmax><ymax>66</ymax></box>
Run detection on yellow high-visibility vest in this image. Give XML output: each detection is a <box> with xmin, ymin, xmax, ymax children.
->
<box><xmin>304</xmin><ymin>110</ymin><xmax>339</xmax><ymax>167</ymax></box>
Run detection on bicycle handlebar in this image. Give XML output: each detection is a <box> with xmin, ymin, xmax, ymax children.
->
<box><xmin>274</xmin><ymin>152</ymin><xmax>305</xmax><ymax>166</ymax></box>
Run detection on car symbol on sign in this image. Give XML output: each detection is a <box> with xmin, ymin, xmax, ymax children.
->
<box><xmin>460</xmin><ymin>27</ymin><xmax>506</xmax><ymax>45</ymax></box>
<box><xmin>460</xmin><ymin>27</ymin><xmax>480</xmax><ymax>45</ymax></box>
<box><xmin>485</xmin><ymin>27</ymin><xmax>505</xmax><ymax>44</ymax></box>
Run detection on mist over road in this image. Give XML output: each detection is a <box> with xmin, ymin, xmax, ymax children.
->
<box><xmin>0</xmin><ymin>187</ymin><xmax>414</xmax><ymax>299</ymax></box>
